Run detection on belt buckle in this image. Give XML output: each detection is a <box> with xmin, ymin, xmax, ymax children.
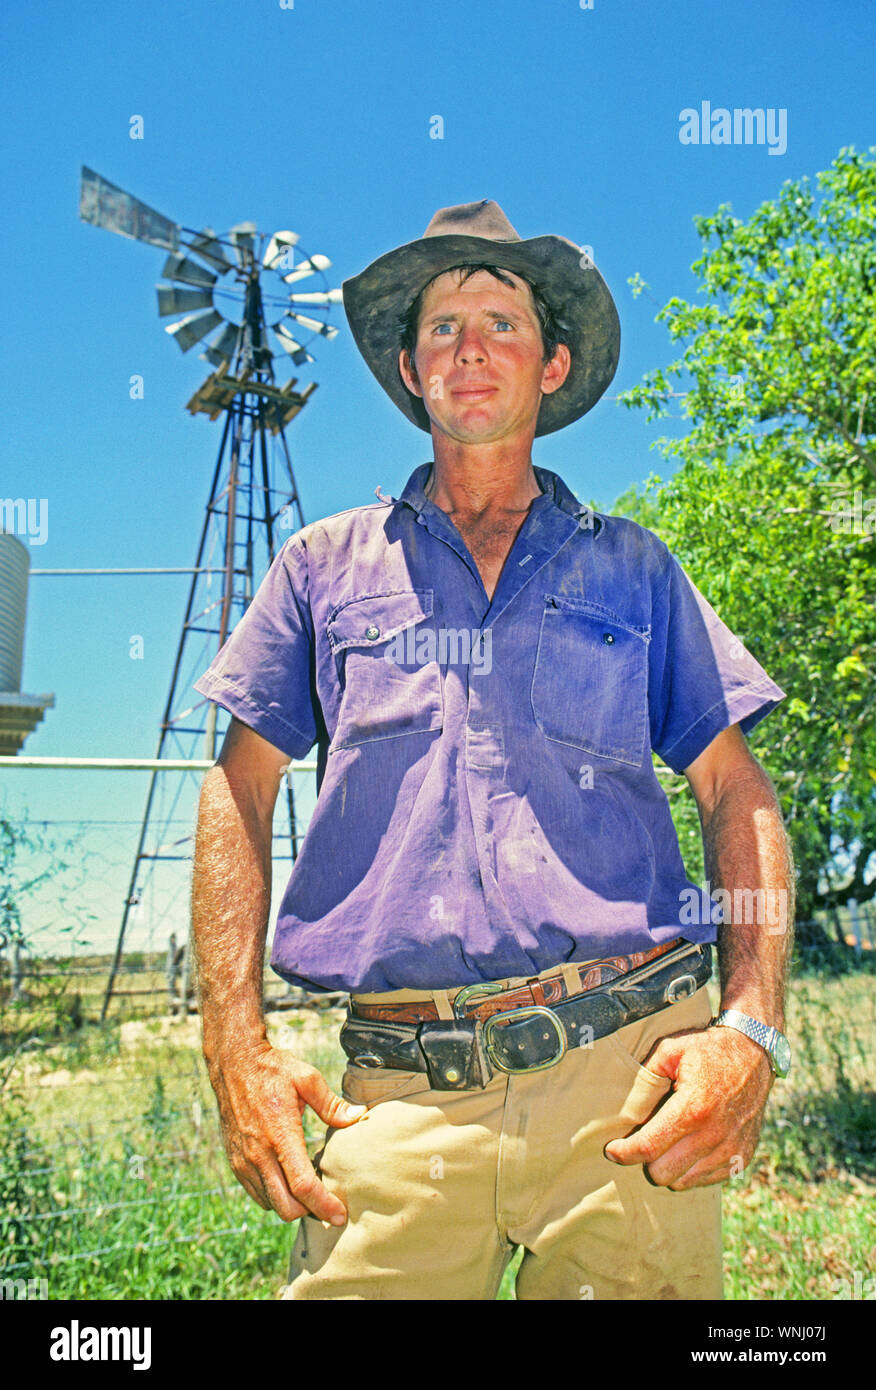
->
<box><xmin>483</xmin><ymin>1006</ymin><xmax>568</xmax><ymax>1075</ymax></box>
<box><xmin>452</xmin><ymin>982</ymin><xmax>506</xmax><ymax>1018</ymax></box>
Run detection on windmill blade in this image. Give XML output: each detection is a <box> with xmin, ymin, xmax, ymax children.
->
<box><xmin>166</xmin><ymin>308</ymin><xmax>224</xmax><ymax>353</ymax></box>
<box><xmin>282</xmin><ymin>254</ymin><xmax>332</xmax><ymax>285</ymax></box>
<box><xmin>273</xmin><ymin>323</ymin><xmax>306</xmax><ymax>351</ymax></box>
<box><xmin>287</xmin><ymin>289</ymin><xmax>344</xmax><ymax>306</ymax></box>
<box><xmin>161</xmin><ymin>253</ymin><xmax>218</xmax><ymax>289</ymax></box>
<box><xmin>201</xmin><ymin>322</ymin><xmax>241</xmax><ymax>367</ymax></box>
<box><xmin>285</xmin><ymin>311</ymin><xmax>339</xmax><ymax>339</ymax></box>
<box><xmin>273</xmin><ymin>324</ymin><xmax>315</xmax><ymax>366</ymax></box>
<box><xmin>263</xmin><ymin>231</ymin><xmax>300</xmax><ymax>271</ymax></box>
<box><xmin>79</xmin><ymin>166</ymin><xmax>180</xmax><ymax>251</ymax></box>
<box><xmin>185</xmin><ymin>228</ymin><xmax>234</xmax><ymax>273</ymax></box>
<box><xmin>156</xmin><ymin>285</ymin><xmax>214</xmax><ymax>318</ymax></box>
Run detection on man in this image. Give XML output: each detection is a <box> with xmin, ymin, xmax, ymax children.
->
<box><xmin>191</xmin><ymin>200</ymin><xmax>793</xmax><ymax>1301</ymax></box>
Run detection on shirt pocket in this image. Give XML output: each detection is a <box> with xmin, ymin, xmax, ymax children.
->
<box><xmin>326</xmin><ymin>589</ymin><xmax>444</xmax><ymax>750</ymax></box>
<box><xmin>530</xmin><ymin>594</ymin><xmax>650</xmax><ymax>766</ymax></box>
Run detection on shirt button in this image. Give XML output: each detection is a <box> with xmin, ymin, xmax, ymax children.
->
<box><xmin>602</xmin><ymin>632</ymin><xmax>615</xmax><ymax>645</ymax></box>
<box><xmin>365</xmin><ymin>625</ymin><xmax>380</xmax><ymax>640</ymax></box>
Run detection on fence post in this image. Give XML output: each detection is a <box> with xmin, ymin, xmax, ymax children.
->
<box><xmin>165</xmin><ymin>933</ymin><xmax>179</xmax><ymax>1010</ymax></box>
<box><xmin>179</xmin><ymin>930</ymin><xmax>193</xmax><ymax>1016</ymax></box>
<box><xmin>11</xmin><ymin>939</ymin><xmax>24</xmax><ymax>1001</ymax></box>
<box><xmin>828</xmin><ymin>905</ymin><xmax>846</xmax><ymax>947</ymax></box>
<box><xmin>847</xmin><ymin>899</ymin><xmax>862</xmax><ymax>957</ymax></box>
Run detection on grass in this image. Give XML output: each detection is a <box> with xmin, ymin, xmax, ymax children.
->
<box><xmin>720</xmin><ymin>949</ymin><xmax>876</xmax><ymax>1301</ymax></box>
<box><xmin>1</xmin><ymin>950</ymin><xmax>873</xmax><ymax>1301</ymax></box>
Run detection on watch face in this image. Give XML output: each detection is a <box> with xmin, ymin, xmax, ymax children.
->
<box><xmin>774</xmin><ymin>1035</ymin><xmax>792</xmax><ymax>1077</ymax></box>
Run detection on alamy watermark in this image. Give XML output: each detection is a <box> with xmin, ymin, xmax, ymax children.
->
<box><xmin>384</xmin><ymin>626</ymin><xmax>492</xmax><ymax>675</ymax></box>
<box><xmin>1</xmin><ymin>1277</ymin><xmax>48</xmax><ymax>1300</ymax></box>
<box><xmin>679</xmin><ymin>102</ymin><xmax>787</xmax><ymax>156</ymax></box>
<box><xmin>831</xmin><ymin>1271</ymin><xmax>875</xmax><ymax>1300</ymax></box>
<box><xmin>679</xmin><ymin>880</ymin><xmax>789</xmax><ymax>934</ymax></box>
<box><xmin>1</xmin><ymin>497</ymin><xmax>48</xmax><ymax>545</ymax></box>
<box><xmin>50</xmin><ymin>1320</ymin><xmax>152</xmax><ymax>1370</ymax></box>
<box><xmin>827</xmin><ymin>490</ymin><xmax>876</xmax><ymax>534</ymax></box>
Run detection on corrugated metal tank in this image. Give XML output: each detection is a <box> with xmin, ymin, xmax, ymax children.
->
<box><xmin>0</xmin><ymin>530</ymin><xmax>30</xmax><ymax>693</ymax></box>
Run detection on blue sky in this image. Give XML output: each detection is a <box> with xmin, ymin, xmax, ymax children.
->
<box><xmin>1</xmin><ymin>0</ymin><xmax>874</xmax><ymax>954</ymax></box>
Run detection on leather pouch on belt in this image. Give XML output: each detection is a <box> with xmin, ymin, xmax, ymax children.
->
<box><xmin>418</xmin><ymin>1020</ymin><xmax>492</xmax><ymax>1090</ymax></box>
<box><xmin>565</xmin><ymin>942</ymin><xmax>713</xmax><ymax>1043</ymax></box>
<box><xmin>339</xmin><ymin>1017</ymin><xmax>422</xmax><ymax>1071</ymax></box>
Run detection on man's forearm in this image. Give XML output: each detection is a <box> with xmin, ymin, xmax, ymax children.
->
<box><xmin>192</xmin><ymin>765</ymin><xmax>274</xmax><ymax>1066</ymax></box>
<box><xmin>606</xmin><ymin>747</ymin><xmax>795</xmax><ymax>1184</ymax></box>
<box><xmin>700</xmin><ymin>762</ymin><xmax>795</xmax><ymax>1030</ymax></box>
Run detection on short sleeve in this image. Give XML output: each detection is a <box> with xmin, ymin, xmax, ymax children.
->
<box><xmin>193</xmin><ymin>535</ymin><xmax>318</xmax><ymax>759</ymax></box>
<box><xmin>649</xmin><ymin>553</ymin><xmax>785</xmax><ymax>773</ymax></box>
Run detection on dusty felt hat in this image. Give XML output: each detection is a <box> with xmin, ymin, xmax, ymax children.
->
<box><xmin>341</xmin><ymin>199</ymin><xmax>620</xmax><ymax>437</ymax></box>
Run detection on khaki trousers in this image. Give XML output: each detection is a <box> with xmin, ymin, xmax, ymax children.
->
<box><xmin>283</xmin><ymin>972</ymin><xmax>723</xmax><ymax>1301</ymax></box>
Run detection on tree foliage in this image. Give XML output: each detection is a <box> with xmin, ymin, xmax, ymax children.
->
<box><xmin>615</xmin><ymin>148</ymin><xmax>876</xmax><ymax>930</ymax></box>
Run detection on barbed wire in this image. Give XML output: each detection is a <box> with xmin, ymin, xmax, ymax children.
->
<box><xmin>9</xmin><ymin>1186</ymin><xmax>228</xmax><ymax>1225</ymax></box>
<box><xmin>2</xmin><ymin>1225</ymin><xmax>249</xmax><ymax>1274</ymax></box>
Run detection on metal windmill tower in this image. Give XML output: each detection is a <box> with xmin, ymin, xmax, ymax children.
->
<box><xmin>78</xmin><ymin>168</ymin><xmax>341</xmax><ymax>1019</ymax></box>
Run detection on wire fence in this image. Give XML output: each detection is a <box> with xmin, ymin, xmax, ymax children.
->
<box><xmin>3</xmin><ymin>904</ymin><xmax>874</xmax><ymax>1026</ymax></box>
<box><xmin>1</xmin><ymin>779</ymin><xmax>874</xmax><ymax>1299</ymax></box>
<box><xmin>2</xmin><ymin>922</ymin><xmax>874</xmax><ymax>1301</ymax></box>
<box><xmin>0</xmin><ymin>1004</ymin><xmax>350</xmax><ymax>1298</ymax></box>
<box><xmin>0</xmin><ymin>761</ymin><xmax>319</xmax><ymax>1022</ymax></box>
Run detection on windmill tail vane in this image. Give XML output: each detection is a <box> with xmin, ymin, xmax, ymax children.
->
<box><xmin>79</xmin><ymin>165</ymin><xmax>342</xmax><ymax>374</ymax></box>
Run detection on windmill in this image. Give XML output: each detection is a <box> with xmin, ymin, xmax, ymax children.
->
<box><xmin>78</xmin><ymin>168</ymin><xmax>342</xmax><ymax>1019</ymax></box>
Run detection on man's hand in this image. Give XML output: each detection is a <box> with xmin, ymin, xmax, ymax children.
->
<box><xmin>193</xmin><ymin>719</ymin><xmax>367</xmax><ymax>1225</ymax></box>
<box><xmin>603</xmin><ymin>1024</ymin><xmax>773</xmax><ymax>1190</ymax></box>
<box><xmin>606</xmin><ymin>720</ymin><xmax>793</xmax><ymax>1191</ymax></box>
<box><xmin>207</xmin><ymin>1040</ymin><xmax>366</xmax><ymax>1224</ymax></box>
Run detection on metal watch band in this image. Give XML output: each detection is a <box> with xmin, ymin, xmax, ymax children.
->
<box><xmin>711</xmin><ymin>1009</ymin><xmax>790</xmax><ymax>1077</ymax></box>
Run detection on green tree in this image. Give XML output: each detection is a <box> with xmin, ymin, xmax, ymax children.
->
<box><xmin>615</xmin><ymin>148</ymin><xmax>876</xmax><ymax>937</ymax></box>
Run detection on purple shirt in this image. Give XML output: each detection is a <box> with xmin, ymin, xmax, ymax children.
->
<box><xmin>194</xmin><ymin>464</ymin><xmax>785</xmax><ymax>993</ymax></box>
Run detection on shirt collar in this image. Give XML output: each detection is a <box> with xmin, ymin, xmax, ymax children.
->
<box><xmin>393</xmin><ymin>462</ymin><xmax>602</xmax><ymax>534</ymax></box>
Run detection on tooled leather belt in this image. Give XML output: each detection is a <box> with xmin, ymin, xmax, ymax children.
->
<box><xmin>350</xmin><ymin>937</ymin><xmax>681</xmax><ymax>1024</ymax></box>
<box><xmin>340</xmin><ymin>937</ymin><xmax>713</xmax><ymax>1091</ymax></box>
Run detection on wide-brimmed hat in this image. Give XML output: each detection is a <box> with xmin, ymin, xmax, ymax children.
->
<box><xmin>341</xmin><ymin>199</ymin><xmax>620</xmax><ymax>437</ymax></box>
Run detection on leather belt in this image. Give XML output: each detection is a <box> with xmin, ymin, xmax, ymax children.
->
<box><xmin>350</xmin><ymin>937</ymin><xmax>682</xmax><ymax>1024</ymax></box>
<box><xmin>340</xmin><ymin>939</ymin><xmax>712</xmax><ymax>1091</ymax></box>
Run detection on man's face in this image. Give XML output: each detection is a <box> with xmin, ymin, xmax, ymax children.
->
<box><xmin>398</xmin><ymin>269</ymin><xmax>570</xmax><ymax>446</ymax></box>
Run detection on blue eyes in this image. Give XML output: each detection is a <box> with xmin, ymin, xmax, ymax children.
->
<box><xmin>433</xmin><ymin>320</ymin><xmax>513</xmax><ymax>335</ymax></box>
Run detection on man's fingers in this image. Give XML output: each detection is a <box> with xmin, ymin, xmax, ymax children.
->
<box><xmin>641</xmin><ymin>1129</ymin><xmax>724</xmax><ymax>1188</ymax></box>
<box><xmin>635</xmin><ymin>1037</ymin><xmax>677</xmax><ymax>1081</ymax></box>
<box><xmin>662</xmin><ymin>1157</ymin><xmax>734</xmax><ymax>1191</ymax></box>
<box><xmin>271</xmin><ymin>1139</ymin><xmax>350</xmax><ymax>1225</ymax></box>
<box><xmin>223</xmin><ymin>1143</ymin><xmax>274</xmax><ymax>1213</ymax></box>
<box><xmin>211</xmin><ymin>1049</ymin><xmax>368</xmax><ymax>1223</ymax></box>
<box><xmin>604</xmin><ymin>1088</ymin><xmax>694</xmax><ymax>1167</ymax></box>
<box><xmin>295</xmin><ymin>1066</ymin><xmax>367</xmax><ymax>1130</ymax></box>
<box><xmin>606</xmin><ymin>1102</ymin><xmax>752</xmax><ymax>1190</ymax></box>
<box><xmin>258</xmin><ymin>1149</ymin><xmax>327</xmax><ymax>1223</ymax></box>
<box><xmin>228</xmin><ymin>1126</ymin><xmax>345</xmax><ymax>1224</ymax></box>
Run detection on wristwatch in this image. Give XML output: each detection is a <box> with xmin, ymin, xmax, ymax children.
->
<box><xmin>710</xmin><ymin>1010</ymin><xmax>791</xmax><ymax>1078</ymax></box>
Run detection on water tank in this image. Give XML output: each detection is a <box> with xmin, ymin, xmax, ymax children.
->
<box><xmin>0</xmin><ymin>530</ymin><xmax>29</xmax><ymax>693</ymax></box>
